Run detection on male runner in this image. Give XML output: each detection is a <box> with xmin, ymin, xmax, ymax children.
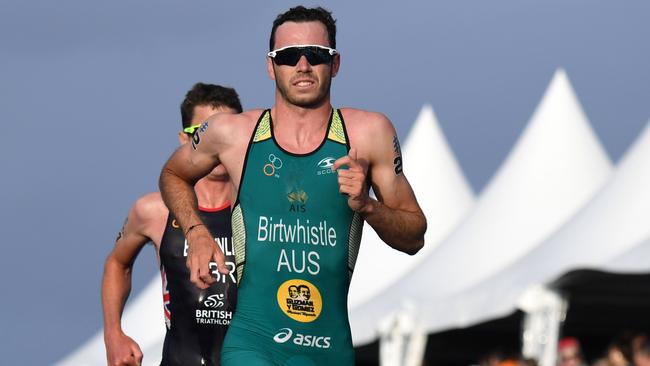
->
<box><xmin>102</xmin><ymin>83</ymin><xmax>242</xmax><ymax>366</ymax></box>
<box><xmin>159</xmin><ymin>6</ymin><xmax>427</xmax><ymax>365</ymax></box>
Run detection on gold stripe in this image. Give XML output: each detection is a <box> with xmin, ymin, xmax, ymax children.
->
<box><xmin>253</xmin><ymin>111</ymin><xmax>272</xmax><ymax>142</ymax></box>
<box><xmin>231</xmin><ymin>204</ymin><xmax>246</xmax><ymax>283</ymax></box>
<box><xmin>327</xmin><ymin>109</ymin><xmax>347</xmax><ymax>144</ymax></box>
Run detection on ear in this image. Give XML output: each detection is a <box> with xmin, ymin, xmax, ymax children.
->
<box><xmin>267</xmin><ymin>57</ymin><xmax>276</xmax><ymax>80</ymax></box>
<box><xmin>331</xmin><ymin>53</ymin><xmax>340</xmax><ymax>78</ymax></box>
<box><xmin>178</xmin><ymin>132</ymin><xmax>190</xmax><ymax>145</ymax></box>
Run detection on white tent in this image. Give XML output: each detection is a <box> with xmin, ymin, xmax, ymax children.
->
<box><xmin>350</xmin><ymin>69</ymin><xmax>613</xmax><ymax>346</ymax></box>
<box><xmin>419</xmin><ymin>118</ymin><xmax>650</xmax><ymax>336</ymax></box>
<box><xmin>56</xmin><ymin>276</ymin><xmax>165</xmax><ymax>366</ymax></box>
<box><xmin>605</xmin><ymin>237</ymin><xmax>650</xmax><ymax>272</ymax></box>
<box><xmin>348</xmin><ymin>104</ymin><xmax>475</xmax><ymax>309</ymax></box>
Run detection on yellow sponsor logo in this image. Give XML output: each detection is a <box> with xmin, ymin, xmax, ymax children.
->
<box><xmin>277</xmin><ymin>279</ymin><xmax>322</xmax><ymax>323</ymax></box>
<box><xmin>172</xmin><ymin>219</ymin><xmax>180</xmax><ymax>229</ymax></box>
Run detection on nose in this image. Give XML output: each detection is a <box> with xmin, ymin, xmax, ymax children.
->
<box><xmin>296</xmin><ymin>55</ymin><xmax>312</xmax><ymax>71</ymax></box>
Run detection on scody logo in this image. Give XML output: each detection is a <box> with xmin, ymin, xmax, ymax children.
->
<box><xmin>272</xmin><ymin>328</ymin><xmax>332</xmax><ymax>349</ymax></box>
<box><xmin>316</xmin><ymin>157</ymin><xmax>336</xmax><ymax>176</ymax></box>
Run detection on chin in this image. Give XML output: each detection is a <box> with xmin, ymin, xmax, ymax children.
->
<box><xmin>287</xmin><ymin>93</ymin><xmax>327</xmax><ymax>108</ymax></box>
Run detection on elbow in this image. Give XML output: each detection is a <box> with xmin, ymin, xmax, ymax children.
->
<box><xmin>403</xmin><ymin>237</ymin><xmax>424</xmax><ymax>256</ymax></box>
<box><xmin>158</xmin><ymin>165</ymin><xmax>174</xmax><ymax>191</ymax></box>
<box><xmin>405</xmin><ymin>215</ymin><xmax>427</xmax><ymax>255</ymax></box>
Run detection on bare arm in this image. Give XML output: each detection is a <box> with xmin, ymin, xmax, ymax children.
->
<box><xmin>333</xmin><ymin>113</ymin><xmax>426</xmax><ymax>255</ymax></box>
<box><xmin>158</xmin><ymin>118</ymin><xmax>229</xmax><ymax>289</ymax></box>
<box><xmin>101</xmin><ymin>199</ymin><xmax>155</xmax><ymax>366</ymax></box>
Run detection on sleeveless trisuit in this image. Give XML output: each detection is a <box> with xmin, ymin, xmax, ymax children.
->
<box><xmin>222</xmin><ymin>108</ymin><xmax>363</xmax><ymax>365</ymax></box>
<box><xmin>159</xmin><ymin>204</ymin><xmax>237</xmax><ymax>366</ymax></box>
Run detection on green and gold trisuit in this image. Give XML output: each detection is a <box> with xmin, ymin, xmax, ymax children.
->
<box><xmin>221</xmin><ymin>108</ymin><xmax>363</xmax><ymax>366</ymax></box>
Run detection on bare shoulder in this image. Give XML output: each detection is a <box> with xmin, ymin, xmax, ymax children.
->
<box><xmin>131</xmin><ymin>192</ymin><xmax>168</xmax><ymax>225</ymax></box>
<box><xmin>208</xmin><ymin>109</ymin><xmax>266</xmax><ymax>145</ymax></box>
<box><xmin>339</xmin><ymin>108</ymin><xmax>396</xmax><ymax>154</ymax></box>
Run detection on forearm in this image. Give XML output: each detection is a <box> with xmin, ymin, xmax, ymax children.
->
<box><xmin>362</xmin><ymin>199</ymin><xmax>427</xmax><ymax>255</ymax></box>
<box><xmin>101</xmin><ymin>258</ymin><xmax>132</xmax><ymax>337</ymax></box>
<box><xmin>159</xmin><ymin>166</ymin><xmax>203</xmax><ymax>232</ymax></box>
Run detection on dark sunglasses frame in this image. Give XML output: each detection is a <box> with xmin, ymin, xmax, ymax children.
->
<box><xmin>267</xmin><ymin>44</ymin><xmax>338</xmax><ymax>66</ymax></box>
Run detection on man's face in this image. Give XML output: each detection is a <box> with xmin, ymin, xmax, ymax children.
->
<box><xmin>635</xmin><ymin>353</ymin><xmax>650</xmax><ymax>366</ymax></box>
<box><xmin>267</xmin><ymin>21</ymin><xmax>339</xmax><ymax>108</ymax></box>
<box><xmin>288</xmin><ymin>286</ymin><xmax>298</xmax><ymax>298</ymax></box>
<box><xmin>558</xmin><ymin>345</ymin><xmax>582</xmax><ymax>366</ymax></box>
<box><xmin>299</xmin><ymin>286</ymin><xmax>311</xmax><ymax>300</ymax></box>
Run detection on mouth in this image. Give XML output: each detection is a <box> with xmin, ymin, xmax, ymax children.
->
<box><xmin>292</xmin><ymin>78</ymin><xmax>316</xmax><ymax>88</ymax></box>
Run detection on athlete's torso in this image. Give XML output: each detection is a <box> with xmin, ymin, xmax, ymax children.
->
<box><xmin>159</xmin><ymin>204</ymin><xmax>237</xmax><ymax>366</ymax></box>
<box><xmin>224</xmin><ymin>108</ymin><xmax>363</xmax><ymax>365</ymax></box>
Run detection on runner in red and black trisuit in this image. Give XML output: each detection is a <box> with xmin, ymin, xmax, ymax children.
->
<box><xmin>102</xmin><ymin>83</ymin><xmax>242</xmax><ymax>366</ymax></box>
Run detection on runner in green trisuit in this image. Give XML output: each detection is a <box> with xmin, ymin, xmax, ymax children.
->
<box><xmin>160</xmin><ymin>6</ymin><xmax>427</xmax><ymax>365</ymax></box>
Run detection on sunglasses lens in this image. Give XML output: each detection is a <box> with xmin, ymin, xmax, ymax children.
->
<box><xmin>273</xmin><ymin>47</ymin><xmax>333</xmax><ymax>66</ymax></box>
<box><xmin>274</xmin><ymin>48</ymin><xmax>301</xmax><ymax>66</ymax></box>
<box><xmin>304</xmin><ymin>48</ymin><xmax>332</xmax><ymax>65</ymax></box>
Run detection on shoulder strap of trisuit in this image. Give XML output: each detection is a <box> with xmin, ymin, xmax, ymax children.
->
<box><xmin>252</xmin><ymin>109</ymin><xmax>272</xmax><ymax>143</ymax></box>
<box><xmin>327</xmin><ymin>108</ymin><xmax>348</xmax><ymax>145</ymax></box>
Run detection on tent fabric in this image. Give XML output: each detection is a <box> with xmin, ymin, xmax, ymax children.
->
<box><xmin>348</xmin><ymin>104</ymin><xmax>475</xmax><ymax>309</ymax></box>
<box><xmin>350</xmin><ymin>69</ymin><xmax>612</xmax><ymax>345</ymax></box>
<box><xmin>56</xmin><ymin>277</ymin><xmax>165</xmax><ymax>366</ymax></box>
<box><xmin>416</xmin><ymin>118</ymin><xmax>650</xmax><ymax>337</ymax></box>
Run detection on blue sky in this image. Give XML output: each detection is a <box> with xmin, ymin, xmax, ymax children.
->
<box><xmin>1</xmin><ymin>1</ymin><xmax>648</xmax><ymax>364</ymax></box>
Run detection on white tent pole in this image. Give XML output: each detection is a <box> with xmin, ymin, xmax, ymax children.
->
<box><xmin>521</xmin><ymin>286</ymin><xmax>568</xmax><ymax>366</ymax></box>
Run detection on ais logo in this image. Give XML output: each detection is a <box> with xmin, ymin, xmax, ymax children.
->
<box><xmin>273</xmin><ymin>328</ymin><xmax>332</xmax><ymax>349</ymax></box>
<box><xmin>287</xmin><ymin>189</ymin><xmax>308</xmax><ymax>213</ymax></box>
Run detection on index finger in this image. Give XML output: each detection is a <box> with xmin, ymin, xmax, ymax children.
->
<box><xmin>332</xmin><ymin>148</ymin><xmax>360</xmax><ymax>171</ymax></box>
<box><xmin>213</xmin><ymin>250</ymin><xmax>230</xmax><ymax>275</ymax></box>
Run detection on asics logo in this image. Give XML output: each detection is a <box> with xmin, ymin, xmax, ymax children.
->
<box><xmin>273</xmin><ymin>328</ymin><xmax>293</xmax><ymax>343</ymax></box>
<box><xmin>272</xmin><ymin>328</ymin><xmax>332</xmax><ymax>349</ymax></box>
<box><xmin>317</xmin><ymin>157</ymin><xmax>336</xmax><ymax>169</ymax></box>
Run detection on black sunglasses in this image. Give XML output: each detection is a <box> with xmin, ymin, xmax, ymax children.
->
<box><xmin>267</xmin><ymin>44</ymin><xmax>338</xmax><ymax>66</ymax></box>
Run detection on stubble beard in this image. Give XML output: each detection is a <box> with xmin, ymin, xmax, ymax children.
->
<box><xmin>276</xmin><ymin>73</ymin><xmax>332</xmax><ymax>109</ymax></box>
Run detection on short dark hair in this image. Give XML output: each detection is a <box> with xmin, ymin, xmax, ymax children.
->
<box><xmin>180</xmin><ymin>83</ymin><xmax>243</xmax><ymax>129</ymax></box>
<box><xmin>269</xmin><ymin>6</ymin><xmax>337</xmax><ymax>51</ymax></box>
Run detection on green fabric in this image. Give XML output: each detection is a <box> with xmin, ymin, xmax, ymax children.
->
<box><xmin>223</xmin><ymin>109</ymin><xmax>362</xmax><ymax>365</ymax></box>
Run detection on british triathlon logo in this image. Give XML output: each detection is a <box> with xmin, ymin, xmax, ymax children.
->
<box><xmin>277</xmin><ymin>279</ymin><xmax>322</xmax><ymax>322</ymax></box>
<box><xmin>196</xmin><ymin>292</ymin><xmax>232</xmax><ymax>326</ymax></box>
<box><xmin>263</xmin><ymin>154</ymin><xmax>283</xmax><ymax>178</ymax></box>
<box><xmin>316</xmin><ymin>156</ymin><xmax>336</xmax><ymax>176</ymax></box>
<box><xmin>273</xmin><ymin>327</ymin><xmax>332</xmax><ymax>349</ymax></box>
<box><xmin>203</xmin><ymin>294</ymin><xmax>225</xmax><ymax>308</ymax></box>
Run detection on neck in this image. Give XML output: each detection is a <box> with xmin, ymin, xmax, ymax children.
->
<box><xmin>194</xmin><ymin>177</ymin><xmax>231</xmax><ymax>210</ymax></box>
<box><xmin>271</xmin><ymin>96</ymin><xmax>332</xmax><ymax>152</ymax></box>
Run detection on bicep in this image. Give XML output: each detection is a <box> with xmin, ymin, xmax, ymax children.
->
<box><xmin>370</xmin><ymin>161</ymin><xmax>420</xmax><ymax>212</ymax></box>
<box><xmin>164</xmin><ymin>145</ymin><xmax>215</xmax><ymax>183</ymax></box>
<box><xmin>164</xmin><ymin>123</ymin><xmax>222</xmax><ymax>184</ymax></box>
<box><xmin>108</xmin><ymin>210</ymin><xmax>152</xmax><ymax>267</ymax></box>
<box><xmin>367</xmin><ymin>118</ymin><xmax>421</xmax><ymax>212</ymax></box>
